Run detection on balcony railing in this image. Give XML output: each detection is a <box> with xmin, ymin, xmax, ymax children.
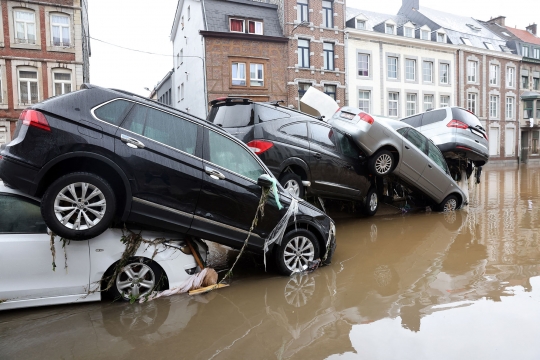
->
<box><xmin>52</xmin><ymin>40</ymin><xmax>72</xmax><ymax>47</ymax></box>
<box><xmin>14</xmin><ymin>37</ymin><xmax>36</xmax><ymax>45</ymax></box>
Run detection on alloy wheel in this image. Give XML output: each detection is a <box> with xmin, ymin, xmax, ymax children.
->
<box><xmin>53</xmin><ymin>182</ymin><xmax>106</xmax><ymax>230</ymax></box>
<box><xmin>116</xmin><ymin>263</ymin><xmax>156</xmax><ymax>301</ymax></box>
<box><xmin>283</xmin><ymin>236</ymin><xmax>315</xmax><ymax>272</ymax></box>
<box><xmin>369</xmin><ymin>192</ymin><xmax>378</xmax><ymax>212</ymax></box>
<box><xmin>443</xmin><ymin>198</ymin><xmax>457</xmax><ymax>212</ymax></box>
<box><xmin>284</xmin><ymin>179</ymin><xmax>300</xmax><ymax>196</ymax></box>
<box><xmin>284</xmin><ymin>275</ymin><xmax>316</xmax><ymax>308</ymax></box>
<box><xmin>375</xmin><ymin>154</ymin><xmax>392</xmax><ymax>174</ymax></box>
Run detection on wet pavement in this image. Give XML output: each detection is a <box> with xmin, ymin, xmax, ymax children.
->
<box><xmin>2</xmin><ymin>166</ymin><xmax>540</xmax><ymax>359</ymax></box>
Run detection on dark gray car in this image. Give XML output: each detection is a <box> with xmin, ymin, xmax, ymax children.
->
<box><xmin>329</xmin><ymin>107</ymin><xmax>467</xmax><ymax>211</ymax></box>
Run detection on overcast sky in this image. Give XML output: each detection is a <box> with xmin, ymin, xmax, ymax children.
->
<box><xmin>88</xmin><ymin>0</ymin><xmax>536</xmax><ymax>96</ymax></box>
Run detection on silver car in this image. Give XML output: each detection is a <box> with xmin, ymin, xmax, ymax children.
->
<box><xmin>399</xmin><ymin>107</ymin><xmax>489</xmax><ymax>166</ymax></box>
<box><xmin>329</xmin><ymin>106</ymin><xmax>467</xmax><ymax>211</ymax></box>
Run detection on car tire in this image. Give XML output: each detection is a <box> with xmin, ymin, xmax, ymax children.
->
<box><xmin>280</xmin><ymin>173</ymin><xmax>305</xmax><ymax>198</ymax></box>
<box><xmin>41</xmin><ymin>172</ymin><xmax>116</xmax><ymax>241</ymax></box>
<box><xmin>368</xmin><ymin>150</ymin><xmax>394</xmax><ymax>177</ymax></box>
<box><xmin>106</xmin><ymin>257</ymin><xmax>167</xmax><ymax>302</ymax></box>
<box><xmin>437</xmin><ymin>194</ymin><xmax>459</xmax><ymax>212</ymax></box>
<box><xmin>274</xmin><ymin>229</ymin><xmax>320</xmax><ymax>276</ymax></box>
<box><xmin>362</xmin><ymin>188</ymin><xmax>379</xmax><ymax>216</ymax></box>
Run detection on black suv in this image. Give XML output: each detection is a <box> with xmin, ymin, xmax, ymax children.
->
<box><xmin>0</xmin><ymin>85</ymin><xmax>335</xmax><ymax>275</ymax></box>
<box><xmin>208</xmin><ymin>98</ymin><xmax>378</xmax><ymax>215</ymax></box>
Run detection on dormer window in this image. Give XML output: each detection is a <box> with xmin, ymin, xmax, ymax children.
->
<box><xmin>466</xmin><ymin>23</ymin><xmax>481</xmax><ymax>31</ymax></box>
<box><xmin>356</xmin><ymin>19</ymin><xmax>365</xmax><ymax>30</ymax></box>
<box><xmin>421</xmin><ymin>30</ymin><xmax>429</xmax><ymax>40</ymax></box>
<box><xmin>385</xmin><ymin>24</ymin><xmax>395</xmax><ymax>35</ymax></box>
<box><xmin>248</xmin><ymin>20</ymin><xmax>263</xmax><ymax>34</ymax></box>
<box><xmin>229</xmin><ymin>18</ymin><xmax>263</xmax><ymax>35</ymax></box>
<box><xmin>484</xmin><ymin>42</ymin><xmax>495</xmax><ymax>50</ymax></box>
<box><xmin>461</xmin><ymin>37</ymin><xmax>472</xmax><ymax>46</ymax></box>
<box><xmin>437</xmin><ymin>33</ymin><xmax>446</xmax><ymax>43</ymax></box>
<box><xmin>230</xmin><ymin>18</ymin><xmax>244</xmax><ymax>33</ymax></box>
<box><xmin>405</xmin><ymin>27</ymin><xmax>414</xmax><ymax>38</ymax></box>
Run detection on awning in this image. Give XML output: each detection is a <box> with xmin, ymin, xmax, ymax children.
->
<box><xmin>521</xmin><ymin>91</ymin><xmax>540</xmax><ymax>100</ymax></box>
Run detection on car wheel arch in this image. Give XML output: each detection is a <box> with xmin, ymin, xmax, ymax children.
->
<box><xmin>35</xmin><ymin>152</ymin><xmax>132</xmax><ymax>221</ymax></box>
<box><xmin>377</xmin><ymin>144</ymin><xmax>400</xmax><ymax>170</ymax></box>
<box><xmin>278</xmin><ymin>220</ymin><xmax>327</xmax><ymax>257</ymax></box>
<box><xmin>279</xmin><ymin>158</ymin><xmax>310</xmax><ymax>182</ymax></box>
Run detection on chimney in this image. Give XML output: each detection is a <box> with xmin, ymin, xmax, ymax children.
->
<box><xmin>402</xmin><ymin>0</ymin><xmax>420</xmax><ymax>11</ymax></box>
<box><xmin>488</xmin><ymin>16</ymin><xmax>506</xmax><ymax>26</ymax></box>
<box><xmin>526</xmin><ymin>23</ymin><xmax>537</xmax><ymax>35</ymax></box>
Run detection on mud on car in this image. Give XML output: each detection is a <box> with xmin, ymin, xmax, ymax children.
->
<box><xmin>0</xmin><ymin>84</ymin><xmax>336</xmax><ymax>275</ymax></box>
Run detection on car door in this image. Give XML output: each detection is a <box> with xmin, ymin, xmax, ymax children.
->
<box><xmin>0</xmin><ymin>194</ymin><xmax>90</xmax><ymax>302</ymax></box>
<box><xmin>189</xmin><ymin>127</ymin><xmax>284</xmax><ymax>250</ymax></box>
<box><xmin>115</xmin><ymin>103</ymin><xmax>204</xmax><ymax>233</ymax></box>
<box><xmin>417</xmin><ymin>140</ymin><xmax>452</xmax><ymax>201</ymax></box>
<box><xmin>396</xmin><ymin>128</ymin><xmax>429</xmax><ymax>182</ymax></box>
<box><xmin>308</xmin><ymin>122</ymin><xmax>359</xmax><ymax>197</ymax></box>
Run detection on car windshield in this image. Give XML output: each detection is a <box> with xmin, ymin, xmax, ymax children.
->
<box><xmin>208</xmin><ymin>104</ymin><xmax>254</xmax><ymax>128</ymax></box>
<box><xmin>452</xmin><ymin>108</ymin><xmax>483</xmax><ymax>130</ymax></box>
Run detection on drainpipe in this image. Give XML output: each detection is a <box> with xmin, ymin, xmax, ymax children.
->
<box><xmin>201</xmin><ymin>0</ymin><xmax>209</xmax><ymax>118</ymax></box>
<box><xmin>344</xmin><ymin>31</ymin><xmax>349</xmax><ymax>106</ymax></box>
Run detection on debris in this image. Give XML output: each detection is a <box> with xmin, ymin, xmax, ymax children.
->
<box><xmin>50</xmin><ymin>232</ymin><xmax>56</xmax><ymax>271</ymax></box>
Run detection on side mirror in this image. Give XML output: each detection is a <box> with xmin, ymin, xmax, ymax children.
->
<box><xmin>257</xmin><ymin>174</ymin><xmax>274</xmax><ymax>188</ymax></box>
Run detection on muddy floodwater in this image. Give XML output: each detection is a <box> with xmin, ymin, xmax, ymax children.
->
<box><xmin>2</xmin><ymin>167</ymin><xmax>540</xmax><ymax>359</ymax></box>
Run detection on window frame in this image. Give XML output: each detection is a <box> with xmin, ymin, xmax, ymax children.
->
<box><xmin>437</xmin><ymin>32</ymin><xmax>446</xmax><ymax>43</ymax></box>
<box><xmin>421</xmin><ymin>30</ymin><xmax>429</xmax><ymax>40</ymax></box>
<box><xmin>467</xmin><ymin>60</ymin><xmax>478</xmax><ymax>83</ymax></box>
<box><xmin>386</xmin><ymin>24</ymin><xmax>395</xmax><ymax>35</ymax></box>
<box><xmin>229</xmin><ymin>18</ymin><xmax>245</xmax><ymax>33</ymax></box>
<box><xmin>404</xmin><ymin>27</ymin><xmax>414</xmax><ymax>38</ymax></box>
<box><xmin>358</xmin><ymin>90</ymin><xmax>370</xmax><ymax>113</ymax></box>
<box><xmin>489</xmin><ymin>94</ymin><xmax>499</xmax><ymax>119</ymax></box>
<box><xmin>323</xmin><ymin>42</ymin><xmax>334</xmax><ymax>71</ymax></box>
<box><xmin>13</xmin><ymin>8</ymin><xmax>36</xmax><ymax>44</ymax></box>
<box><xmin>298</xmin><ymin>39</ymin><xmax>310</xmax><ymax>68</ymax></box>
<box><xmin>52</xmin><ymin>69</ymin><xmax>72</xmax><ymax>96</ymax></box>
<box><xmin>249</xmin><ymin>63</ymin><xmax>264</xmax><ymax>87</ymax></box>
<box><xmin>388</xmin><ymin>92</ymin><xmax>399</xmax><ymax>117</ymax></box>
<box><xmin>357</xmin><ymin>53</ymin><xmax>369</xmax><ymax>77</ymax></box>
<box><xmin>231</xmin><ymin>60</ymin><xmax>266</xmax><ymax>89</ymax></box>
<box><xmin>322</xmin><ymin>0</ymin><xmax>333</xmax><ymax>28</ymax></box>
<box><xmin>507</xmin><ymin>66</ymin><xmax>515</xmax><ymax>87</ymax></box>
<box><xmin>387</xmin><ymin>56</ymin><xmax>398</xmax><ymax>79</ymax></box>
<box><xmin>323</xmin><ymin>84</ymin><xmax>336</xmax><ymax>100</ymax></box>
<box><xmin>489</xmin><ymin>63</ymin><xmax>499</xmax><ymax>85</ymax></box>
<box><xmin>439</xmin><ymin>63</ymin><xmax>449</xmax><ymax>84</ymax></box>
<box><xmin>423</xmin><ymin>94</ymin><xmax>434</xmax><ymax>111</ymax></box>
<box><xmin>356</xmin><ymin>19</ymin><xmax>365</xmax><ymax>30</ymax></box>
<box><xmin>440</xmin><ymin>95</ymin><xmax>450</xmax><ymax>108</ymax></box>
<box><xmin>522</xmin><ymin>75</ymin><xmax>529</xmax><ymax>89</ymax></box>
<box><xmin>522</xmin><ymin>45</ymin><xmax>529</xmax><ymax>57</ymax></box>
<box><xmin>247</xmin><ymin>20</ymin><xmax>263</xmax><ymax>35</ymax></box>
<box><xmin>297</xmin><ymin>0</ymin><xmax>309</xmax><ymax>22</ymax></box>
<box><xmin>423</xmin><ymin>61</ymin><xmax>433</xmax><ymax>83</ymax></box>
<box><xmin>50</xmin><ymin>12</ymin><xmax>70</xmax><ymax>47</ymax></box>
<box><xmin>467</xmin><ymin>92</ymin><xmax>477</xmax><ymax>115</ymax></box>
<box><xmin>17</xmin><ymin>67</ymin><xmax>39</xmax><ymax>105</ymax></box>
<box><xmin>406</xmin><ymin>93</ymin><xmax>417</xmax><ymax>116</ymax></box>
<box><xmin>231</xmin><ymin>62</ymin><xmax>246</xmax><ymax>86</ymax></box>
<box><xmin>405</xmin><ymin>59</ymin><xmax>416</xmax><ymax>81</ymax></box>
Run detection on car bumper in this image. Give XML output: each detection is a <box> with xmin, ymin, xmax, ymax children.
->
<box><xmin>437</xmin><ymin>141</ymin><xmax>489</xmax><ymax>165</ymax></box>
<box><xmin>0</xmin><ymin>155</ymin><xmax>40</xmax><ymax>196</ymax></box>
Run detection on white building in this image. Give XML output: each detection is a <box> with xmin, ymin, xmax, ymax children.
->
<box><xmin>346</xmin><ymin>9</ymin><xmax>457</xmax><ymax>118</ymax></box>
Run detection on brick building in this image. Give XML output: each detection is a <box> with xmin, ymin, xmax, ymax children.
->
<box><xmin>0</xmin><ymin>0</ymin><xmax>90</xmax><ymax>145</ymax></box>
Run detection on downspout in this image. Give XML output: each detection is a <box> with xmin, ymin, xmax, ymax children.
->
<box><xmin>201</xmin><ymin>0</ymin><xmax>209</xmax><ymax>117</ymax></box>
<box><xmin>344</xmin><ymin>31</ymin><xmax>349</xmax><ymax>106</ymax></box>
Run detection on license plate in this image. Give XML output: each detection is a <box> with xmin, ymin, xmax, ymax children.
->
<box><xmin>341</xmin><ymin>112</ymin><xmax>355</xmax><ymax>120</ymax></box>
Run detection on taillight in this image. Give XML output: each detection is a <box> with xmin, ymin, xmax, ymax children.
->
<box><xmin>484</xmin><ymin>132</ymin><xmax>488</xmax><ymax>141</ymax></box>
<box><xmin>20</xmin><ymin>109</ymin><xmax>50</xmax><ymax>131</ymax></box>
<box><xmin>447</xmin><ymin>119</ymin><xmax>468</xmax><ymax>129</ymax></box>
<box><xmin>359</xmin><ymin>112</ymin><xmax>374</xmax><ymax>125</ymax></box>
<box><xmin>246</xmin><ymin>140</ymin><xmax>273</xmax><ymax>155</ymax></box>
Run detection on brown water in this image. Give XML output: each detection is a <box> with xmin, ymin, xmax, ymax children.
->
<box><xmin>2</xmin><ymin>167</ymin><xmax>540</xmax><ymax>359</ymax></box>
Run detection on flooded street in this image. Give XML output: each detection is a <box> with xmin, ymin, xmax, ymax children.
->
<box><xmin>2</xmin><ymin>166</ymin><xmax>540</xmax><ymax>359</ymax></box>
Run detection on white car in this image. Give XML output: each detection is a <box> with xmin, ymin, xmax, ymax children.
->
<box><xmin>0</xmin><ymin>182</ymin><xmax>207</xmax><ymax>311</ymax></box>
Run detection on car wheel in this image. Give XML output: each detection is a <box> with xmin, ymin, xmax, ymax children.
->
<box><xmin>368</xmin><ymin>150</ymin><xmax>394</xmax><ymax>177</ymax></box>
<box><xmin>437</xmin><ymin>195</ymin><xmax>459</xmax><ymax>212</ymax></box>
<box><xmin>280</xmin><ymin>173</ymin><xmax>305</xmax><ymax>198</ymax></box>
<box><xmin>41</xmin><ymin>172</ymin><xmax>116</xmax><ymax>240</ymax></box>
<box><xmin>274</xmin><ymin>229</ymin><xmax>320</xmax><ymax>276</ymax></box>
<box><xmin>362</xmin><ymin>188</ymin><xmax>379</xmax><ymax>216</ymax></box>
<box><xmin>107</xmin><ymin>258</ymin><xmax>166</xmax><ymax>302</ymax></box>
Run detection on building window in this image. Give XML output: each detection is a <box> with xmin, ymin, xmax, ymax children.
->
<box><xmin>506</xmin><ymin>97</ymin><xmax>514</xmax><ymax>119</ymax></box>
<box><xmin>18</xmin><ymin>69</ymin><xmax>39</xmax><ymax>104</ymax></box>
<box><xmin>532</xmin><ymin>131</ymin><xmax>539</xmax><ymax>155</ymax></box>
<box><xmin>0</xmin><ymin>69</ymin><xmax>3</xmax><ymax>103</ymax></box>
<box><xmin>406</xmin><ymin>93</ymin><xmax>417</xmax><ymax>116</ymax></box>
<box><xmin>387</xmin><ymin>57</ymin><xmax>398</xmax><ymax>79</ymax></box>
<box><xmin>534</xmin><ymin>48</ymin><xmax>540</xmax><ymax>59</ymax></box>
<box><xmin>188</xmin><ymin>5</ymin><xmax>190</xmax><ymax>20</ymax></box>
<box><xmin>388</xmin><ymin>92</ymin><xmax>399</xmax><ymax>117</ymax></box>
<box><xmin>467</xmin><ymin>61</ymin><xmax>477</xmax><ymax>82</ymax></box>
<box><xmin>250</xmin><ymin>63</ymin><xmax>264</xmax><ymax>86</ymax></box>
<box><xmin>423</xmin><ymin>61</ymin><xmax>433</xmax><ymax>82</ymax></box>
<box><xmin>385</xmin><ymin>24</ymin><xmax>394</xmax><ymax>34</ymax></box>
<box><xmin>421</xmin><ymin>30</ymin><xmax>429</xmax><ymax>40</ymax></box>
<box><xmin>484</xmin><ymin>42</ymin><xmax>495</xmax><ymax>50</ymax></box>
<box><xmin>324</xmin><ymin>84</ymin><xmax>336</xmax><ymax>100</ymax></box>
<box><xmin>298</xmin><ymin>39</ymin><xmax>310</xmax><ymax>68</ymax></box>
<box><xmin>229</xmin><ymin>18</ymin><xmax>244</xmax><ymax>33</ymax></box>
<box><xmin>248</xmin><ymin>20</ymin><xmax>263</xmax><ymax>34</ymax></box>
<box><xmin>522</xmin><ymin>75</ymin><xmax>529</xmax><ymax>89</ymax></box>
<box><xmin>467</xmin><ymin>93</ymin><xmax>477</xmax><ymax>115</ymax></box>
<box><xmin>356</xmin><ymin>19</ymin><xmax>365</xmax><ymax>30</ymax></box>
<box><xmin>181</xmin><ymin>83</ymin><xmax>184</xmax><ymax>100</ymax></box>
<box><xmin>358</xmin><ymin>90</ymin><xmax>370</xmax><ymax>113</ymax></box>
<box><xmin>14</xmin><ymin>9</ymin><xmax>36</xmax><ymax>44</ymax></box>
<box><xmin>489</xmin><ymin>95</ymin><xmax>499</xmax><ymax>118</ymax></box>
<box><xmin>437</xmin><ymin>33</ymin><xmax>445</xmax><ymax>42</ymax></box>
<box><xmin>440</xmin><ymin>95</ymin><xmax>450</xmax><ymax>108</ymax></box>
<box><xmin>181</xmin><ymin>16</ymin><xmax>184</xmax><ymax>29</ymax></box>
<box><xmin>489</xmin><ymin>64</ymin><xmax>499</xmax><ymax>85</ymax></box>
<box><xmin>404</xmin><ymin>27</ymin><xmax>413</xmax><ymax>38</ymax></box>
<box><xmin>524</xmin><ymin>100</ymin><xmax>534</xmax><ymax>118</ymax></box>
<box><xmin>297</xmin><ymin>0</ymin><xmax>308</xmax><ymax>22</ymax></box>
<box><xmin>507</xmin><ymin>67</ymin><xmax>515</xmax><ymax>87</ymax></box>
<box><xmin>461</xmin><ymin>37</ymin><xmax>472</xmax><ymax>46</ymax></box>
<box><xmin>423</xmin><ymin>94</ymin><xmax>433</xmax><ymax>111</ymax></box>
<box><xmin>298</xmin><ymin>82</ymin><xmax>311</xmax><ymax>98</ymax></box>
<box><xmin>358</xmin><ymin>53</ymin><xmax>369</xmax><ymax>76</ymax></box>
<box><xmin>533</xmin><ymin>77</ymin><xmax>540</xmax><ymax>91</ymax></box>
<box><xmin>522</xmin><ymin>46</ymin><xmax>529</xmax><ymax>57</ymax></box>
<box><xmin>180</xmin><ymin>49</ymin><xmax>183</xmax><ymax>64</ymax></box>
<box><xmin>405</xmin><ymin>59</ymin><xmax>415</xmax><ymax>81</ymax></box>
<box><xmin>323</xmin><ymin>43</ymin><xmax>334</xmax><ymax>70</ymax></box>
<box><xmin>231</xmin><ymin>62</ymin><xmax>246</xmax><ymax>85</ymax></box>
<box><xmin>50</xmin><ymin>14</ymin><xmax>70</xmax><ymax>47</ymax></box>
<box><xmin>322</xmin><ymin>1</ymin><xmax>333</xmax><ymax>28</ymax></box>
<box><xmin>440</xmin><ymin>63</ymin><xmax>449</xmax><ymax>84</ymax></box>
<box><xmin>52</xmin><ymin>71</ymin><xmax>71</xmax><ymax>96</ymax></box>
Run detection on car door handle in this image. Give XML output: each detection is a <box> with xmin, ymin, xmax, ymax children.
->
<box><xmin>121</xmin><ymin>134</ymin><xmax>145</xmax><ymax>149</ymax></box>
<box><xmin>405</xmin><ymin>145</ymin><xmax>410</xmax><ymax>150</ymax></box>
<box><xmin>205</xmin><ymin>166</ymin><xmax>226</xmax><ymax>180</ymax></box>
<box><xmin>428</xmin><ymin>164</ymin><xmax>433</xmax><ymax>169</ymax></box>
<box><xmin>313</xmin><ymin>153</ymin><xmax>322</xmax><ymax>159</ymax></box>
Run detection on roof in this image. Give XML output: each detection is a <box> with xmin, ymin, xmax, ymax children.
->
<box><xmin>346</xmin><ymin>8</ymin><xmax>410</xmax><ymax>31</ymax></box>
<box><xmin>203</xmin><ymin>0</ymin><xmax>283</xmax><ymax>37</ymax></box>
<box><xmin>504</xmin><ymin>26</ymin><xmax>540</xmax><ymax>46</ymax></box>
<box><xmin>477</xmin><ymin>20</ymin><xmax>520</xmax><ymax>42</ymax></box>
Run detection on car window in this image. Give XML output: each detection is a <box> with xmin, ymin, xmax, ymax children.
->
<box><xmin>334</xmin><ymin>130</ymin><xmax>360</xmax><ymax>158</ymax></box>
<box><xmin>401</xmin><ymin>114</ymin><xmax>422</xmax><ymax>127</ymax></box>
<box><xmin>93</xmin><ymin>99</ymin><xmax>133</xmax><ymax>126</ymax></box>
<box><xmin>451</xmin><ymin>108</ymin><xmax>482</xmax><ymax>128</ymax></box>
<box><xmin>207</xmin><ymin>130</ymin><xmax>265</xmax><ymax>181</ymax></box>
<box><xmin>208</xmin><ymin>104</ymin><xmax>254</xmax><ymax>128</ymax></box>
<box><xmin>280</xmin><ymin>122</ymin><xmax>308</xmax><ymax>140</ymax></box>
<box><xmin>309</xmin><ymin>123</ymin><xmax>337</xmax><ymax>148</ymax></box>
<box><xmin>427</xmin><ymin>140</ymin><xmax>448</xmax><ymax>172</ymax></box>
<box><xmin>403</xmin><ymin>128</ymin><xmax>428</xmax><ymax>155</ymax></box>
<box><xmin>255</xmin><ymin>104</ymin><xmax>291</xmax><ymax>122</ymax></box>
<box><xmin>122</xmin><ymin>104</ymin><xmax>198</xmax><ymax>155</ymax></box>
<box><xmin>421</xmin><ymin>109</ymin><xmax>447</xmax><ymax>126</ymax></box>
<box><xmin>0</xmin><ymin>194</ymin><xmax>47</xmax><ymax>233</ymax></box>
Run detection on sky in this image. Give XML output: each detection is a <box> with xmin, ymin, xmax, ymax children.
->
<box><xmin>88</xmin><ymin>0</ymin><xmax>537</xmax><ymax>96</ymax></box>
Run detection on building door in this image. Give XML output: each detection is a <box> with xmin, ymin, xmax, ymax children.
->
<box><xmin>505</xmin><ymin>127</ymin><xmax>515</xmax><ymax>157</ymax></box>
<box><xmin>521</xmin><ymin>131</ymin><xmax>529</xmax><ymax>163</ymax></box>
<box><xmin>532</xmin><ymin>131</ymin><xmax>539</xmax><ymax>157</ymax></box>
<box><xmin>489</xmin><ymin>127</ymin><xmax>500</xmax><ymax>157</ymax></box>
